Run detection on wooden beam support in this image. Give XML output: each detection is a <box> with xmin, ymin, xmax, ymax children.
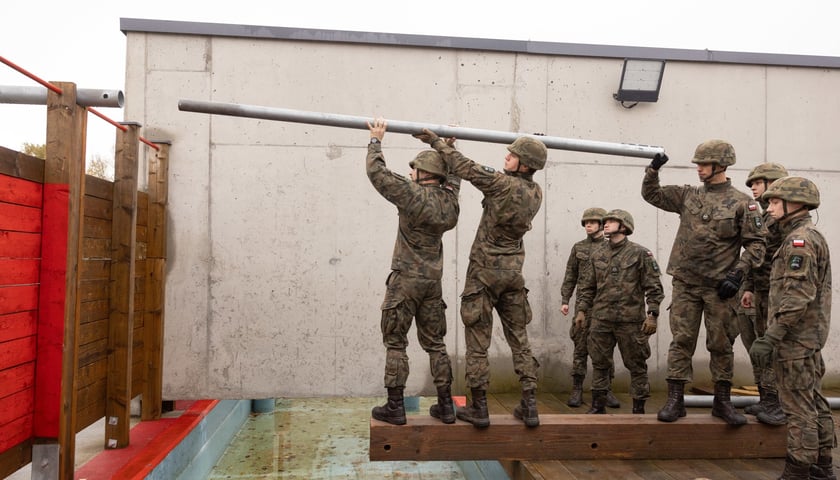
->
<box><xmin>370</xmin><ymin>414</ymin><xmax>786</xmax><ymax>461</ymax></box>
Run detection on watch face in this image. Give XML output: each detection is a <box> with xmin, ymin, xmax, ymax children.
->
<box><xmin>370</xmin><ymin>138</ymin><xmax>379</xmax><ymax>144</ymax></box>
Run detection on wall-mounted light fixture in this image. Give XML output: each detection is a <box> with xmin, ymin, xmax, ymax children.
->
<box><xmin>613</xmin><ymin>59</ymin><xmax>666</xmax><ymax>108</ymax></box>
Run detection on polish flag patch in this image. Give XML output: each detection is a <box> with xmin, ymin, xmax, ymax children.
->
<box><xmin>792</xmin><ymin>239</ymin><xmax>805</xmax><ymax>247</ymax></box>
<box><xmin>748</xmin><ymin>204</ymin><xmax>758</xmax><ymax>211</ymax></box>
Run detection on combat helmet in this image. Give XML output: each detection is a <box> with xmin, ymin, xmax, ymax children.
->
<box><xmin>603</xmin><ymin>209</ymin><xmax>635</xmax><ymax>235</ymax></box>
<box><xmin>580</xmin><ymin>207</ymin><xmax>607</xmax><ymax>227</ymax></box>
<box><xmin>761</xmin><ymin>176</ymin><xmax>820</xmax><ymax>210</ymax></box>
<box><xmin>745</xmin><ymin>162</ymin><xmax>788</xmax><ymax>187</ymax></box>
<box><xmin>691</xmin><ymin>139</ymin><xmax>736</xmax><ymax>167</ymax></box>
<box><xmin>507</xmin><ymin>136</ymin><xmax>548</xmax><ymax>170</ymax></box>
<box><xmin>409</xmin><ymin>150</ymin><xmax>447</xmax><ymax>177</ymax></box>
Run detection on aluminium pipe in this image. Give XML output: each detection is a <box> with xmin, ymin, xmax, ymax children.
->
<box><xmin>177</xmin><ymin>99</ymin><xmax>665</xmax><ymax>159</ymax></box>
<box><xmin>684</xmin><ymin>395</ymin><xmax>840</xmax><ymax>410</ymax></box>
<box><xmin>0</xmin><ymin>85</ymin><xmax>124</xmax><ymax>108</ymax></box>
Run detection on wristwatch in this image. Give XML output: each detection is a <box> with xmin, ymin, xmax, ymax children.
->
<box><xmin>369</xmin><ymin>138</ymin><xmax>380</xmax><ymax>145</ymax></box>
<box><xmin>647</xmin><ymin>311</ymin><xmax>658</xmax><ymax>317</ymax></box>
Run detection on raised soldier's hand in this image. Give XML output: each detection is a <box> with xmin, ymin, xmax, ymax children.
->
<box><xmin>642</xmin><ymin>314</ymin><xmax>657</xmax><ymax>335</ymax></box>
<box><xmin>649</xmin><ymin>153</ymin><xmax>669</xmax><ymax>170</ymax></box>
<box><xmin>717</xmin><ymin>270</ymin><xmax>744</xmax><ymax>299</ymax></box>
<box><xmin>413</xmin><ymin>128</ymin><xmax>440</xmax><ymax>146</ymax></box>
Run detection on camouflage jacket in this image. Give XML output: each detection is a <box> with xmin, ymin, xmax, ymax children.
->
<box><xmin>743</xmin><ymin>201</ymin><xmax>784</xmax><ymax>293</ymax></box>
<box><xmin>560</xmin><ymin>235</ymin><xmax>606</xmax><ymax>305</ymax></box>
<box><xmin>366</xmin><ymin>143</ymin><xmax>459</xmax><ymax>279</ymax></box>
<box><xmin>432</xmin><ymin>142</ymin><xmax>542</xmax><ymax>271</ymax></box>
<box><xmin>576</xmin><ymin>237</ymin><xmax>664</xmax><ymax>322</ymax></box>
<box><xmin>767</xmin><ymin>214</ymin><xmax>832</xmax><ymax>359</ymax></box>
<box><xmin>642</xmin><ymin>168</ymin><xmax>767</xmax><ymax>287</ymax></box>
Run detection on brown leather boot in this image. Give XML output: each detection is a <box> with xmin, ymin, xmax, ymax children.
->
<box><xmin>779</xmin><ymin>456</ymin><xmax>811</xmax><ymax>480</ymax></box>
<box><xmin>587</xmin><ymin>390</ymin><xmax>607</xmax><ymax>414</ymax></box>
<box><xmin>657</xmin><ymin>380</ymin><xmax>686</xmax><ymax>422</ymax></box>
<box><xmin>371</xmin><ymin>387</ymin><xmax>406</xmax><ymax>425</ymax></box>
<box><xmin>711</xmin><ymin>381</ymin><xmax>746</xmax><ymax>425</ymax></box>
<box><xmin>810</xmin><ymin>454</ymin><xmax>837</xmax><ymax>480</ymax></box>
<box><xmin>456</xmin><ymin>388</ymin><xmax>490</xmax><ymax>428</ymax></box>
<box><xmin>606</xmin><ymin>388</ymin><xmax>621</xmax><ymax>408</ymax></box>
<box><xmin>744</xmin><ymin>384</ymin><xmax>766</xmax><ymax>415</ymax></box>
<box><xmin>514</xmin><ymin>388</ymin><xmax>539</xmax><ymax>427</ymax></box>
<box><xmin>567</xmin><ymin>375</ymin><xmax>584</xmax><ymax>407</ymax></box>
<box><xmin>632</xmin><ymin>398</ymin><xmax>645</xmax><ymax>414</ymax></box>
<box><xmin>755</xmin><ymin>389</ymin><xmax>786</xmax><ymax>426</ymax></box>
<box><xmin>429</xmin><ymin>385</ymin><xmax>456</xmax><ymax>424</ymax></box>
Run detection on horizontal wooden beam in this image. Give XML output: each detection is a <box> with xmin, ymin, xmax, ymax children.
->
<box><xmin>369</xmin><ymin>414</ymin><xmax>786</xmax><ymax>461</ymax></box>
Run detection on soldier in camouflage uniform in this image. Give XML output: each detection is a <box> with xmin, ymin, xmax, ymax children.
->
<box><xmin>414</xmin><ymin>128</ymin><xmax>545</xmax><ymax>428</ymax></box>
<box><xmin>560</xmin><ymin>208</ymin><xmax>621</xmax><ymax>409</ymax></box>
<box><xmin>749</xmin><ymin>177</ymin><xmax>835</xmax><ymax>480</ymax></box>
<box><xmin>738</xmin><ymin>163</ymin><xmax>788</xmax><ymax>426</ymax></box>
<box><xmin>641</xmin><ymin>140</ymin><xmax>767</xmax><ymax>425</ymax></box>
<box><xmin>576</xmin><ymin>209</ymin><xmax>663</xmax><ymax>415</ymax></box>
<box><xmin>366</xmin><ymin>118</ymin><xmax>460</xmax><ymax>426</ymax></box>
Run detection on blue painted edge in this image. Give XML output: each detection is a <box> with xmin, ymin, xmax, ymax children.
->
<box><xmin>143</xmin><ymin>400</ymin><xmax>251</xmax><ymax>480</ymax></box>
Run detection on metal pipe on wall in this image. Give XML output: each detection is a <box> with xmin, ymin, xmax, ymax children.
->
<box><xmin>684</xmin><ymin>395</ymin><xmax>840</xmax><ymax>409</ymax></box>
<box><xmin>0</xmin><ymin>85</ymin><xmax>124</xmax><ymax>108</ymax></box>
<box><xmin>177</xmin><ymin>99</ymin><xmax>666</xmax><ymax>159</ymax></box>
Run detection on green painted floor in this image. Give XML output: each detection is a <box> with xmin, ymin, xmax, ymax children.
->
<box><xmin>208</xmin><ymin>396</ymin><xmax>478</xmax><ymax>479</ymax></box>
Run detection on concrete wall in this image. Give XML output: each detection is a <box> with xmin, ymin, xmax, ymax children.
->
<box><xmin>122</xmin><ymin>21</ymin><xmax>840</xmax><ymax>399</ymax></box>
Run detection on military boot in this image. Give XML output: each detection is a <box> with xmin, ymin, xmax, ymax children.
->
<box><xmin>513</xmin><ymin>388</ymin><xmax>539</xmax><ymax>427</ymax></box>
<box><xmin>371</xmin><ymin>387</ymin><xmax>406</xmax><ymax>425</ymax></box>
<box><xmin>755</xmin><ymin>389</ymin><xmax>786</xmax><ymax>426</ymax></box>
<box><xmin>567</xmin><ymin>375</ymin><xmax>584</xmax><ymax>407</ymax></box>
<box><xmin>456</xmin><ymin>388</ymin><xmax>490</xmax><ymax>428</ymax></box>
<box><xmin>429</xmin><ymin>385</ymin><xmax>456</xmax><ymax>424</ymax></box>
<box><xmin>711</xmin><ymin>381</ymin><xmax>747</xmax><ymax>425</ymax></box>
<box><xmin>587</xmin><ymin>390</ymin><xmax>607</xmax><ymax>414</ymax></box>
<box><xmin>657</xmin><ymin>380</ymin><xmax>686</xmax><ymax>422</ymax></box>
<box><xmin>744</xmin><ymin>384</ymin><xmax>766</xmax><ymax>415</ymax></box>
<box><xmin>632</xmin><ymin>398</ymin><xmax>645</xmax><ymax>414</ymax></box>
<box><xmin>810</xmin><ymin>453</ymin><xmax>837</xmax><ymax>480</ymax></box>
<box><xmin>606</xmin><ymin>388</ymin><xmax>621</xmax><ymax>408</ymax></box>
<box><xmin>779</xmin><ymin>456</ymin><xmax>810</xmax><ymax>480</ymax></box>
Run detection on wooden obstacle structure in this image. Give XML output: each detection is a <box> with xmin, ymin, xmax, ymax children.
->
<box><xmin>370</xmin><ymin>414</ymin><xmax>786</xmax><ymax>461</ymax></box>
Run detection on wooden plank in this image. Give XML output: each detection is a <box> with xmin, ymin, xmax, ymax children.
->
<box><xmin>0</xmin><ymin>258</ymin><xmax>39</xmax><ymax>285</ymax></box>
<box><xmin>0</xmin><ymin>145</ymin><xmax>44</xmax><ymax>182</ymax></box>
<box><xmin>0</xmin><ymin>437</ymin><xmax>32</xmax><ymax>480</ymax></box>
<box><xmin>83</xmin><ymin>216</ymin><xmax>111</xmax><ymax>239</ymax></box>
<box><xmin>0</xmin><ymin>231</ymin><xmax>40</xmax><ymax>259</ymax></box>
<box><xmin>82</xmin><ymin>236</ymin><xmax>111</xmax><ymax>259</ymax></box>
<box><xmin>84</xmin><ymin>174</ymin><xmax>113</xmax><ymax>201</ymax></box>
<box><xmin>0</xmin><ymin>362</ymin><xmax>35</xmax><ymax>398</ymax></box>
<box><xmin>0</xmin><ymin>285</ymin><xmax>38</xmax><ymax>315</ymax></box>
<box><xmin>0</xmin><ymin>174</ymin><xmax>42</xmax><ymax>207</ymax></box>
<box><xmin>0</xmin><ymin>336</ymin><xmax>37</xmax><ymax>370</ymax></box>
<box><xmin>0</xmin><ymin>388</ymin><xmax>34</xmax><ymax>426</ymax></box>
<box><xmin>0</xmin><ymin>310</ymin><xmax>37</xmax><ymax>343</ymax></box>
<box><xmin>84</xmin><ymin>194</ymin><xmax>113</xmax><ymax>221</ymax></box>
<box><xmin>0</xmin><ymin>202</ymin><xmax>42</xmax><ymax>233</ymax></box>
<box><xmin>0</xmin><ymin>416</ymin><xmax>33</xmax><ymax>459</ymax></box>
<box><xmin>80</xmin><ymin>299</ymin><xmax>109</xmax><ymax>324</ymax></box>
<box><xmin>81</xmin><ymin>258</ymin><xmax>110</xmax><ymax>281</ymax></box>
<box><xmin>369</xmin><ymin>414</ymin><xmax>787</xmax><ymax>461</ymax></box>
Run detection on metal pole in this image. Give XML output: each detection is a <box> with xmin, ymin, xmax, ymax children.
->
<box><xmin>178</xmin><ymin>99</ymin><xmax>665</xmax><ymax>159</ymax></box>
<box><xmin>0</xmin><ymin>85</ymin><xmax>124</xmax><ymax>108</ymax></box>
<box><xmin>684</xmin><ymin>395</ymin><xmax>840</xmax><ymax>409</ymax></box>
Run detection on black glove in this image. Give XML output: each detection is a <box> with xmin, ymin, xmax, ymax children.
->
<box><xmin>649</xmin><ymin>153</ymin><xmax>669</xmax><ymax>170</ymax></box>
<box><xmin>717</xmin><ymin>270</ymin><xmax>744</xmax><ymax>300</ymax></box>
<box><xmin>413</xmin><ymin>128</ymin><xmax>440</xmax><ymax>146</ymax></box>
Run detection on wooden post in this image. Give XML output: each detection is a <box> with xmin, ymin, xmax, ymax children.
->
<box><xmin>35</xmin><ymin>81</ymin><xmax>86</xmax><ymax>480</ymax></box>
<box><xmin>104</xmin><ymin>123</ymin><xmax>140</xmax><ymax>449</ymax></box>
<box><xmin>142</xmin><ymin>142</ymin><xmax>169</xmax><ymax>421</ymax></box>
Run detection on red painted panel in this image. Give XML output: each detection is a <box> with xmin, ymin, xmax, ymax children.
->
<box><xmin>0</xmin><ymin>311</ymin><xmax>37</xmax><ymax>343</ymax></box>
<box><xmin>0</xmin><ymin>174</ymin><xmax>43</xmax><ymax>208</ymax></box>
<box><xmin>0</xmin><ymin>202</ymin><xmax>42</xmax><ymax>233</ymax></box>
<box><xmin>0</xmin><ymin>415</ymin><xmax>33</xmax><ymax>452</ymax></box>
<box><xmin>0</xmin><ymin>362</ymin><xmax>35</xmax><ymax>398</ymax></box>
<box><xmin>0</xmin><ymin>336</ymin><xmax>37</xmax><ymax>370</ymax></box>
<box><xmin>0</xmin><ymin>231</ymin><xmax>41</xmax><ymax>258</ymax></box>
<box><xmin>0</xmin><ymin>388</ymin><xmax>34</xmax><ymax>425</ymax></box>
<box><xmin>0</xmin><ymin>259</ymin><xmax>39</xmax><ymax>285</ymax></box>
<box><xmin>35</xmin><ymin>183</ymin><xmax>70</xmax><ymax>438</ymax></box>
<box><xmin>0</xmin><ymin>285</ymin><xmax>38</xmax><ymax>315</ymax></box>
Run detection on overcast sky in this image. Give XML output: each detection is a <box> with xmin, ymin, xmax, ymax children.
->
<box><xmin>3</xmin><ymin>0</ymin><xmax>839</xmax><ymax>159</ymax></box>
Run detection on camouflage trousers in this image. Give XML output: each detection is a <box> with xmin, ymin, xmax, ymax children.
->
<box><xmin>736</xmin><ymin>288</ymin><xmax>776</xmax><ymax>389</ymax></box>
<box><xmin>570</xmin><ymin>312</ymin><xmax>615</xmax><ymax>380</ymax></box>
<box><xmin>461</xmin><ymin>264</ymin><xmax>539</xmax><ymax>391</ymax></box>
<box><xmin>775</xmin><ymin>350</ymin><xmax>836</xmax><ymax>465</ymax></box>
<box><xmin>665</xmin><ymin>279</ymin><xmax>740</xmax><ymax>383</ymax></box>
<box><xmin>588</xmin><ymin>320</ymin><xmax>651</xmax><ymax>400</ymax></box>
<box><xmin>379</xmin><ymin>271</ymin><xmax>452</xmax><ymax>389</ymax></box>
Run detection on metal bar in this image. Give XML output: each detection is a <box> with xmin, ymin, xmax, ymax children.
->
<box><xmin>0</xmin><ymin>56</ymin><xmax>62</xmax><ymax>94</ymax></box>
<box><xmin>178</xmin><ymin>99</ymin><xmax>665</xmax><ymax>159</ymax></box>
<box><xmin>684</xmin><ymin>395</ymin><xmax>840</xmax><ymax>409</ymax></box>
<box><xmin>0</xmin><ymin>85</ymin><xmax>124</xmax><ymax>107</ymax></box>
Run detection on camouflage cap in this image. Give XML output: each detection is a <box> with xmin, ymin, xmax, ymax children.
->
<box><xmin>581</xmin><ymin>207</ymin><xmax>607</xmax><ymax>227</ymax></box>
<box><xmin>507</xmin><ymin>136</ymin><xmax>547</xmax><ymax>170</ymax></box>
<box><xmin>761</xmin><ymin>176</ymin><xmax>820</xmax><ymax>209</ymax></box>
<box><xmin>603</xmin><ymin>209</ymin><xmax>635</xmax><ymax>235</ymax></box>
<box><xmin>409</xmin><ymin>150</ymin><xmax>447</xmax><ymax>178</ymax></box>
<box><xmin>745</xmin><ymin>162</ymin><xmax>788</xmax><ymax>187</ymax></box>
<box><xmin>691</xmin><ymin>139</ymin><xmax>736</xmax><ymax>167</ymax></box>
